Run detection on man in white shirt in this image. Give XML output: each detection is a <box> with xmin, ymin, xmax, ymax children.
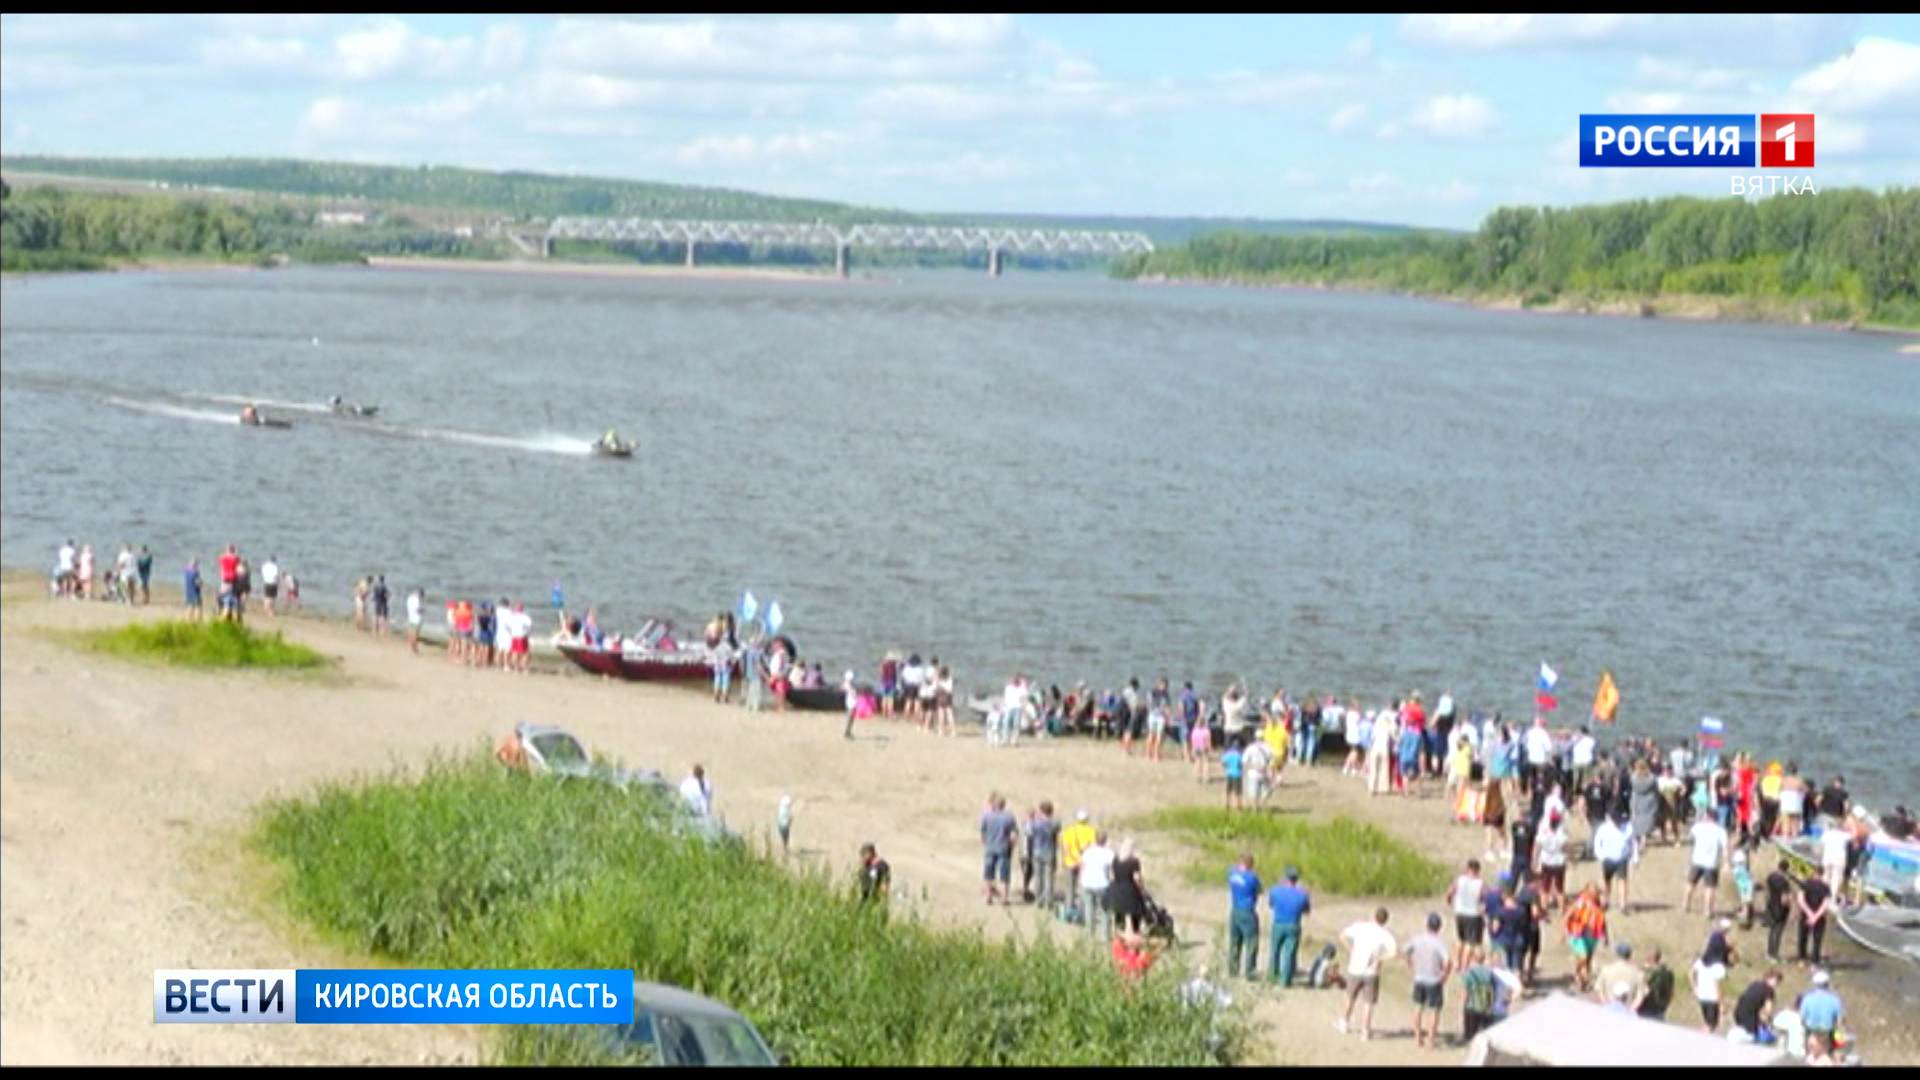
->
<box><xmin>1820</xmin><ymin>823</ymin><xmax>1851</xmax><ymax>895</ymax></box>
<box><xmin>679</xmin><ymin>765</ymin><xmax>713</xmax><ymax>819</ymax></box>
<box><xmin>1523</xmin><ymin>717</ymin><xmax>1555</xmax><ymax>796</ymax></box>
<box><xmin>1592</xmin><ymin>813</ymin><xmax>1637</xmax><ymax>913</ymax></box>
<box><xmin>995</xmin><ymin>674</ymin><xmax>1029</xmax><ymax>748</ymax></box>
<box><xmin>1337</xmin><ymin>908</ymin><xmax>1397</xmax><ymax>1040</ymax></box>
<box><xmin>405</xmin><ymin>588</ymin><xmax>424</xmax><ymax>654</ymax></box>
<box><xmin>1367</xmin><ymin>708</ymin><xmax>1396</xmax><ymax>796</ymax></box>
<box><xmin>56</xmin><ymin>541</ymin><xmax>77</xmax><ymax>597</ymax></box>
<box><xmin>901</xmin><ymin>657</ymin><xmax>926</xmax><ymax>723</ymax></box>
<box><xmin>1571</xmin><ymin>728</ymin><xmax>1597</xmax><ymax>787</ymax></box>
<box><xmin>260</xmin><ymin>557</ymin><xmax>281</xmax><ymax>616</ymax></box>
<box><xmin>1078</xmin><ymin>832</ymin><xmax>1116</xmax><ymax>941</ymax></box>
<box><xmin>1682</xmin><ymin>814</ymin><xmax>1731</xmax><ymax>918</ymax></box>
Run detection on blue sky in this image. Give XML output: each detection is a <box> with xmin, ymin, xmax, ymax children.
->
<box><xmin>2</xmin><ymin>14</ymin><xmax>1916</xmax><ymax>228</ymax></box>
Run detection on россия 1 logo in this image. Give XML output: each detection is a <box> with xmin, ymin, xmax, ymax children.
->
<box><xmin>1580</xmin><ymin>113</ymin><xmax>1815</xmax><ymax>195</ymax></box>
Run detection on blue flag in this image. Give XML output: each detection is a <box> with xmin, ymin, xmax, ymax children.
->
<box><xmin>766</xmin><ymin>600</ymin><xmax>784</xmax><ymax>636</ymax></box>
<box><xmin>740</xmin><ymin>591</ymin><xmax>759</xmax><ymax>625</ymax></box>
<box><xmin>1536</xmin><ymin>662</ymin><xmax>1558</xmax><ymax>692</ymax></box>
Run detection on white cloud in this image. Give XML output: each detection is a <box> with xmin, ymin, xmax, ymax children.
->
<box><xmin>1399</xmin><ymin>13</ymin><xmax>1858</xmax><ymax>66</ymax></box>
<box><xmin>1344</xmin><ymin>34</ymin><xmax>1374</xmax><ymax>60</ymax></box>
<box><xmin>330</xmin><ymin>17</ymin><xmax>525</xmax><ymax>81</ymax></box>
<box><xmin>1399</xmin><ymin>93</ymin><xmax>1498</xmax><ymax>138</ymax></box>
<box><xmin>1789</xmin><ymin>37</ymin><xmax>1920</xmax><ymax>114</ymax></box>
<box><xmin>1632</xmin><ymin>58</ymin><xmax>1755</xmax><ymax>93</ymax></box>
<box><xmin>672</xmin><ymin>129</ymin><xmax>856</xmax><ymax>167</ymax></box>
<box><xmin>298</xmin><ymin>97</ymin><xmax>349</xmax><ymax>138</ymax></box>
<box><xmin>1349</xmin><ymin>171</ymin><xmax>1400</xmax><ymax>193</ymax></box>
<box><xmin>202</xmin><ymin>34</ymin><xmax>308</xmax><ymax>71</ymax></box>
<box><xmin>891</xmin><ymin>13</ymin><xmax>1013</xmax><ymax>50</ymax></box>
<box><xmin>1280</xmin><ymin>168</ymin><xmax>1315</xmax><ymax>188</ymax></box>
<box><xmin>1327</xmin><ymin>103</ymin><xmax>1368</xmax><ymax>132</ymax></box>
<box><xmin>1603</xmin><ymin>90</ymin><xmax>1689</xmax><ymax>114</ymax></box>
<box><xmin>541</xmin><ymin>16</ymin><xmax>1014</xmax><ymax>83</ymax></box>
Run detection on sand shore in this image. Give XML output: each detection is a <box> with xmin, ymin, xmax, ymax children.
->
<box><xmin>3</xmin><ymin>574</ymin><xmax>1913</xmax><ymax>1066</ymax></box>
<box><xmin>363</xmin><ymin>256</ymin><xmax>838</xmax><ymax>283</ymax></box>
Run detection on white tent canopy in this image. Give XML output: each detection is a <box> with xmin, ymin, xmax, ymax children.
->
<box><xmin>1462</xmin><ymin>993</ymin><xmax>1799</xmax><ymax>1068</ymax></box>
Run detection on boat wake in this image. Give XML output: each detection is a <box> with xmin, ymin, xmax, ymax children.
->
<box><xmin>104</xmin><ymin>397</ymin><xmax>239</xmax><ymax>426</ymax></box>
<box><xmin>198</xmin><ymin>393</ymin><xmax>331</xmax><ymax>415</ymax></box>
<box><xmin>407</xmin><ymin>428</ymin><xmax>594</xmax><ymax>456</ymax></box>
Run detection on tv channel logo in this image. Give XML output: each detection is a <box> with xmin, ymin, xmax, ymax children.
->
<box><xmin>1579</xmin><ymin>114</ymin><xmax>1814</xmax><ymax>168</ymax></box>
<box><xmin>155</xmin><ymin>969</ymin><xmax>295</xmax><ymax>1024</ymax></box>
<box><xmin>1758</xmin><ymin>113</ymin><xmax>1814</xmax><ymax>168</ymax></box>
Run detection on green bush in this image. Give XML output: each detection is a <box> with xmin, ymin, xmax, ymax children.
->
<box><xmin>255</xmin><ymin>756</ymin><xmax>1240</xmax><ymax>1066</ymax></box>
<box><xmin>1143</xmin><ymin>806</ymin><xmax>1448</xmax><ymax>899</ymax></box>
<box><xmin>80</xmin><ymin>619</ymin><xmax>327</xmax><ymax>669</ymax></box>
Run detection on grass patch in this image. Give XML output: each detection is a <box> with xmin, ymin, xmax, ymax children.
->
<box><xmin>254</xmin><ymin>754</ymin><xmax>1241</xmax><ymax>1067</ymax></box>
<box><xmin>79</xmin><ymin>619</ymin><xmax>328</xmax><ymax>670</ymax></box>
<box><xmin>1143</xmin><ymin>807</ymin><xmax>1448</xmax><ymax>899</ymax></box>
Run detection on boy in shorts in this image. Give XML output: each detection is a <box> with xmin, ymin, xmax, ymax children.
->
<box><xmin>1222</xmin><ymin>740</ymin><xmax>1245</xmax><ymax>810</ymax></box>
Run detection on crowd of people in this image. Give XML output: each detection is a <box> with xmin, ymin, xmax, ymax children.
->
<box><xmin>50</xmin><ymin>540</ymin><xmax>303</xmax><ymax>623</ymax></box>
<box><xmin>45</xmin><ymin>539</ymin><xmax>1896</xmax><ymax>1064</ymax></box>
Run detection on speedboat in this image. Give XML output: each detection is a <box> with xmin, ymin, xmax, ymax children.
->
<box><xmin>329</xmin><ymin>400</ymin><xmax>379</xmax><ymax>418</ymax></box>
<box><xmin>592</xmin><ymin>434</ymin><xmax>635</xmax><ymax>459</ymax></box>
<box><xmin>240</xmin><ymin>407</ymin><xmax>292</xmax><ymax>429</ymax></box>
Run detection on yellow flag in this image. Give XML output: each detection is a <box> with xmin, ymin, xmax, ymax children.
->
<box><xmin>1593</xmin><ymin>670</ymin><xmax>1620</xmax><ymax>724</ymax></box>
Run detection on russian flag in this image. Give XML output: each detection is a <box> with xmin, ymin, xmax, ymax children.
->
<box><xmin>1537</xmin><ymin>662</ymin><xmax>1558</xmax><ymax>692</ymax></box>
<box><xmin>1536</xmin><ymin>691</ymin><xmax>1559</xmax><ymax>712</ymax></box>
<box><xmin>1698</xmin><ymin>716</ymin><xmax>1725</xmax><ymax>749</ymax></box>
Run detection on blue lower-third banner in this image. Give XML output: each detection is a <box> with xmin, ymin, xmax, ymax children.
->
<box><xmin>154</xmin><ymin>969</ymin><xmax>633</xmax><ymax>1023</ymax></box>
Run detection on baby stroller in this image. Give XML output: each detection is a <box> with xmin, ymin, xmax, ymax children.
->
<box><xmin>1142</xmin><ymin>895</ymin><xmax>1178</xmax><ymax>945</ymax></box>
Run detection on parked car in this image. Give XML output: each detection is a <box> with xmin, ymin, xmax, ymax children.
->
<box><xmin>500</xmin><ymin>723</ymin><xmax>741</xmax><ymax>848</ymax></box>
<box><xmin>530</xmin><ymin>977</ymin><xmax>781</xmax><ymax>1066</ymax></box>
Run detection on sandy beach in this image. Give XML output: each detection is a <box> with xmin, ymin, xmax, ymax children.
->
<box><xmin>2</xmin><ymin>573</ymin><xmax>1913</xmax><ymax>1067</ymax></box>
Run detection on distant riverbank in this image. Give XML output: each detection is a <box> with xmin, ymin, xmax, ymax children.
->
<box><xmin>1130</xmin><ymin>274</ymin><xmax>1920</xmax><ymax>335</ymax></box>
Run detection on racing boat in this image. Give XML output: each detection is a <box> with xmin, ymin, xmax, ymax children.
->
<box><xmin>592</xmin><ymin>432</ymin><xmax>635</xmax><ymax>459</ymax></box>
<box><xmin>239</xmin><ymin>406</ymin><xmax>292</xmax><ymax>429</ymax></box>
<box><xmin>329</xmin><ymin>397</ymin><xmax>379</xmax><ymax>418</ymax></box>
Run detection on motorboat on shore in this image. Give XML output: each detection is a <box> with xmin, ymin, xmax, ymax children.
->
<box><xmin>1774</xmin><ymin>808</ymin><xmax>1920</xmax><ymax>966</ymax></box>
<box><xmin>786</xmin><ymin>685</ymin><xmax>848</xmax><ymax>712</ymax></box>
<box><xmin>556</xmin><ymin>620</ymin><xmax>734</xmax><ymax>683</ymax></box>
<box><xmin>239</xmin><ymin>405</ymin><xmax>291</xmax><ymax>429</ymax></box>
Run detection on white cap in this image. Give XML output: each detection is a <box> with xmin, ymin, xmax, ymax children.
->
<box><xmin>1612</xmin><ymin>982</ymin><xmax>1631</xmax><ymax>1000</ymax></box>
<box><xmin>843</xmin><ymin>669</ymin><xmax>855</xmax><ymax>683</ymax></box>
<box><xmin>1811</xmin><ymin>970</ymin><xmax>1831</xmax><ymax>986</ymax></box>
<box><xmin>1076</xmin><ymin>809</ymin><xmax>1090</xmax><ymax>822</ymax></box>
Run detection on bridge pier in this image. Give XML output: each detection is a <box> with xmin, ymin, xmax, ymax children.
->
<box><xmin>987</xmin><ymin>248</ymin><xmax>1004</xmax><ymax>277</ymax></box>
<box><xmin>685</xmin><ymin>239</ymin><xmax>697</xmax><ymax>268</ymax></box>
<box><xmin>834</xmin><ymin>244</ymin><xmax>849</xmax><ymax>279</ymax></box>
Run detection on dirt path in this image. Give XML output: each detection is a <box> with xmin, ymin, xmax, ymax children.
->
<box><xmin>2</xmin><ymin>578</ymin><xmax>1911</xmax><ymax>1066</ymax></box>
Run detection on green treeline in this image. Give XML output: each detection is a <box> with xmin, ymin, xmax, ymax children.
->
<box><xmin>3</xmin><ymin>155</ymin><xmax>914</xmax><ymax>226</ymax></box>
<box><xmin>1</xmin><ymin>179</ymin><xmax>508</xmax><ymax>270</ymax></box>
<box><xmin>1115</xmin><ymin>189</ymin><xmax>1920</xmax><ymax>327</ymax></box>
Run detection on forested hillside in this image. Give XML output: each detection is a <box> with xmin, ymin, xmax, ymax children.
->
<box><xmin>0</xmin><ymin>180</ymin><xmax>505</xmax><ymax>270</ymax></box>
<box><xmin>1116</xmin><ymin>190</ymin><xmax>1920</xmax><ymax>327</ymax></box>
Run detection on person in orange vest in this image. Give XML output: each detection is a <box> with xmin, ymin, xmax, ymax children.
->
<box><xmin>1564</xmin><ymin>883</ymin><xmax>1610</xmax><ymax>993</ymax></box>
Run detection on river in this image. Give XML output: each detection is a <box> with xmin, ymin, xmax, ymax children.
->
<box><xmin>2</xmin><ymin>266</ymin><xmax>1915</xmax><ymax>804</ymax></box>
